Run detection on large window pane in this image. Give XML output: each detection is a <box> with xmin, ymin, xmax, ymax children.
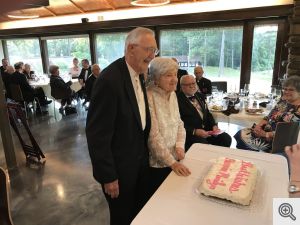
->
<box><xmin>250</xmin><ymin>25</ymin><xmax>278</xmax><ymax>94</ymax></box>
<box><xmin>46</xmin><ymin>35</ymin><xmax>91</xmax><ymax>76</ymax></box>
<box><xmin>160</xmin><ymin>27</ymin><xmax>243</xmax><ymax>92</ymax></box>
<box><xmin>7</xmin><ymin>38</ymin><xmax>43</xmax><ymax>75</ymax></box>
<box><xmin>96</xmin><ymin>32</ymin><xmax>127</xmax><ymax>69</ymax></box>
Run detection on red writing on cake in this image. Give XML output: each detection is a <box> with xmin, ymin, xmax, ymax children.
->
<box><xmin>229</xmin><ymin>161</ymin><xmax>253</xmax><ymax>193</ymax></box>
<box><xmin>206</xmin><ymin>158</ymin><xmax>235</xmax><ymax>190</ymax></box>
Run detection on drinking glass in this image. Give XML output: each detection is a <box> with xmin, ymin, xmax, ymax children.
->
<box><xmin>244</xmin><ymin>84</ymin><xmax>250</xmax><ymax>96</ymax></box>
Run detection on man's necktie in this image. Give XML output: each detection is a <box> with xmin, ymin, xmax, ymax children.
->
<box><xmin>134</xmin><ymin>74</ymin><xmax>145</xmax><ymax>130</ymax></box>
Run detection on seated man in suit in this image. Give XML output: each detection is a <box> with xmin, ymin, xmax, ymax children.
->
<box><xmin>85</xmin><ymin>64</ymin><xmax>101</xmax><ymax>102</ymax></box>
<box><xmin>194</xmin><ymin>65</ymin><xmax>212</xmax><ymax>96</ymax></box>
<box><xmin>10</xmin><ymin>62</ymin><xmax>51</xmax><ymax>108</ymax></box>
<box><xmin>78</xmin><ymin>59</ymin><xmax>92</xmax><ymax>102</ymax></box>
<box><xmin>177</xmin><ymin>75</ymin><xmax>232</xmax><ymax>150</ymax></box>
<box><xmin>49</xmin><ymin>65</ymin><xmax>74</xmax><ymax>111</ymax></box>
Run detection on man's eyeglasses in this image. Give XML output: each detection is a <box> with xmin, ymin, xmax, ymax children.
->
<box><xmin>134</xmin><ymin>44</ymin><xmax>159</xmax><ymax>56</ymax></box>
<box><xmin>182</xmin><ymin>82</ymin><xmax>196</xmax><ymax>87</ymax></box>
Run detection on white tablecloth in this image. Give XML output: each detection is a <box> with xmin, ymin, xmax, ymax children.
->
<box><xmin>212</xmin><ymin>109</ymin><xmax>269</xmax><ymax>127</ymax></box>
<box><xmin>132</xmin><ymin>144</ymin><xmax>289</xmax><ymax>225</ymax></box>
<box><xmin>29</xmin><ymin>78</ymin><xmax>81</xmax><ymax>98</ymax></box>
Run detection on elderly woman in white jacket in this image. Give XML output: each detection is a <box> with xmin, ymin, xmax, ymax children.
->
<box><xmin>147</xmin><ymin>57</ymin><xmax>191</xmax><ymax>195</ymax></box>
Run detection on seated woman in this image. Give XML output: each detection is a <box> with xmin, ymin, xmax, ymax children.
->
<box><xmin>68</xmin><ymin>57</ymin><xmax>81</xmax><ymax>79</ymax></box>
<box><xmin>49</xmin><ymin>65</ymin><xmax>73</xmax><ymax>111</ymax></box>
<box><xmin>147</xmin><ymin>57</ymin><xmax>191</xmax><ymax>196</ymax></box>
<box><xmin>23</xmin><ymin>63</ymin><xmax>35</xmax><ymax>80</ymax></box>
<box><xmin>234</xmin><ymin>76</ymin><xmax>300</xmax><ymax>152</ymax></box>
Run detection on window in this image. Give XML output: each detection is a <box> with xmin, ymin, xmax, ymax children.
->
<box><xmin>6</xmin><ymin>38</ymin><xmax>43</xmax><ymax>75</ymax></box>
<box><xmin>160</xmin><ymin>26</ymin><xmax>243</xmax><ymax>92</ymax></box>
<box><xmin>96</xmin><ymin>32</ymin><xmax>127</xmax><ymax>69</ymax></box>
<box><xmin>45</xmin><ymin>35</ymin><xmax>91</xmax><ymax>75</ymax></box>
<box><xmin>250</xmin><ymin>25</ymin><xmax>278</xmax><ymax>94</ymax></box>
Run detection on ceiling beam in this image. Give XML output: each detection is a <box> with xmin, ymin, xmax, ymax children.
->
<box><xmin>68</xmin><ymin>0</ymin><xmax>85</xmax><ymax>13</ymax></box>
<box><xmin>104</xmin><ymin>0</ymin><xmax>116</xmax><ymax>10</ymax></box>
<box><xmin>44</xmin><ymin>6</ymin><xmax>57</xmax><ymax>16</ymax></box>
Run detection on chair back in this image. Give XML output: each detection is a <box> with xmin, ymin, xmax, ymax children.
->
<box><xmin>211</xmin><ymin>81</ymin><xmax>227</xmax><ymax>93</ymax></box>
<box><xmin>271</xmin><ymin>122</ymin><xmax>300</xmax><ymax>153</ymax></box>
<box><xmin>9</xmin><ymin>84</ymin><xmax>24</xmax><ymax>102</ymax></box>
<box><xmin>51</xmin><ymin>86</ymin><xmax>72</xmax><ymax>100</ymax></box>
<box><xmin>0</xmin><ymin>167</ymin><xmax>14</xmax><ymax>225</ymax></box>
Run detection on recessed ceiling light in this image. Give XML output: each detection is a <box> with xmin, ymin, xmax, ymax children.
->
<box><xmin>7</xmin><ymin>14</ymin><xmax>39</xmax><ymax>19</ymax></box>
<box><xmin>131</xmin><ymin>0</ymin><xmax>170</xmax><ymax>7</ymax></box>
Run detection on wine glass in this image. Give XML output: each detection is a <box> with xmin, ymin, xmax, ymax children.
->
<box><xmin>244</xmin><ymin>84</ymin><xmax>250</xmax><ymax>96</ymax></box>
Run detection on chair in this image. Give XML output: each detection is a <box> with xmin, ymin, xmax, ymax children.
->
<box><xmin>9</xmin><ymin>84</ymin><xmax>42</xmax><ymax>118</ymax></box>
<box><xmin>51</xmin><ymin>86</ymin><xmax>72</xmax><ymax>119</ymax></box>
<box><xmin>271</xmin><ymin>122</ymin><xmax>300</xmax><ymax>154</ymax></box>
<box><xmin>9</xmin><ymin>84</ymin><xmax>28</xmax><ymax>119</ymax></box>
<box><xmin>0</xmin><ymin>167</ymin><xmax>14</xmax><ymax>225</ymax></box>
<box><xmin>211</xmin><ymin>81</ymin><xmax>227</xmax><ymax>93</ymax></box>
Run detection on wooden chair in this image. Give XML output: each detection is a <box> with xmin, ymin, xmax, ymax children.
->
<box><xmin>271</xmin><ymin>122</ymin><xmax>300</xmax><ymax>154</ymax></box>
<box><xmin>9</xmin><ymin>84</ymin><xmax>43</xmax><ymax>118</ymax></box>
<box><xmin>0</xmin><ymin>167</ymin><xmax>14</xmax><ymax>225</ymax></box>
<box><xmin>211</xmin><ymin>81</ymin><xmax>227</xmax><ymax>93</ymax></box>
<box><xmin>51</xmin><ymin>86</ymin><xmax>72</xmax><ymax>119</ymax></box>
<box><xmin>9</xmin><ymin>84</ymin><xmax>28</xmax><ymax>119</ymax></box>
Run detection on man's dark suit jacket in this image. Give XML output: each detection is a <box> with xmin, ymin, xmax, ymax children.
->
<box><xmin>86</xmin><ymin>57</ymin><xmax>151</xmax><ymax>187</ymax></box>
<box><xmin>49</xmin><ymin>75</ymin><xmax>72</xmax><ymax>99</ymax></box>
<box><xmin>78</xmin><ymin>66</ymin><xmax>92</xmax><ymax>83</ymax></box>
<box><xmin>196</xmin><ymin>77</ymin><xmax>212</xmax><ymax>95</ymax></box>
<box><xmin>85</xmin><ymin>74</ymin><xmax>96</xmax><ymax>101</ymax></box>
<box><xmin>10</xmin><ymin>71</ymin><xmax>34</xmax><ymax>102</ymax></box>
<box><xmin>176</xmin><ymin>68</ymin><xmax>188</xmax><ymax>92</ymax></box>
<box><xmin>177</xmin><ymin>91</ymin><xmax>217</xmax><ymax>148</ymax></box>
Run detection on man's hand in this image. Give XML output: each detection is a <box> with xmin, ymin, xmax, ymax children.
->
<box><xmin>170</xmin><ymin>162</ymin><xmax>191</xmax><ymax>176</ymax></box>
<box><xmin>104</xmin><ymin>180</ymin><xmax>119</xmax><ymax>198</ymax></box>
<box><xmin>195</xmin><ymin>129</ymin><xmax>210</xmax><ymax>138</ymax></box>
<box><xmin>212</xmin><ymin>125</ymin><xmax>220</xmax><ymax>132</ymax></box>
<box><xmin>175</xmin><ymin>147</ymin><xmax>185</xmax><ymax>160</ymax></box>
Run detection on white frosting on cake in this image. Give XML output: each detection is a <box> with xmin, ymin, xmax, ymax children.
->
<box><xmin>200</xmin><ymin>157</ymin><xmax>258</xmax><ymax>206</ymax></box>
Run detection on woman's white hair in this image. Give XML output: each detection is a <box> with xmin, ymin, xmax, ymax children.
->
<box><xmin>125</xmin><ymin>27</ymin><xmax>155</xmax><ymax>52</ymax></box>
<box><xmin>149</xmin><ymin>57</ymin><xmax>179</xmax><ymax>81</ymax></box>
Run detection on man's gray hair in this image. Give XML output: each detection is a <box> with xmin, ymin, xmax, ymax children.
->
<box><xmin>283</xmin><ymin>75</ymin><xmax>300</xmax><ymax>93</ymax></box>
<box><xmin>149</xmin><ymin>57</ymin><xmax>178</xmax><ymax>81</ymax></box>
<box><xmin>49</xmin><ymin>65</ymin><xmax>59</xmax><ymax>74</ymax></box>
<box><xmin>180</xmin><ymin>74</ymin><xmax>196</xmax><ymax>86</ymax></box>
<box><xmin>91</xmin><ymin>64</ymin><xmax>100</xmax><ymax>71</ymax></box>
<box><xmin>125</xmin><ymin>27</ymin><xmax>155</xmax><ymax>52</ymax></box>
<box><xmin>14</xmin><ymin>61</ymin><xmax>24</xmax><ymax>70</ymax></box>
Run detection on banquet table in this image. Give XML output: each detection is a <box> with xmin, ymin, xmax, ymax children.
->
<box><xmin>211</xmin><ymin>108</ymin><xmax>269</xmax><ymax>127</ymax></box>
<box><xmin>29</xmin><ymin>78</ymin><xmax>81</xmax><ymax>98</ymax></box>
<box><xmin>132</xmin><ymin>144</ymin><xmax>289</xmax><ymax>225</ymax></box>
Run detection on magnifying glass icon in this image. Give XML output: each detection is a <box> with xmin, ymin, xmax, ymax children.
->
<box><xmin>278</xmin><ymin>203</ymin><xmax>296</xmax><ymax>221</ymax></box>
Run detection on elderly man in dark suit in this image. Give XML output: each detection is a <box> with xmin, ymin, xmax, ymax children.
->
<box><xmin>194</xmin><ymin>65</ymin><xmax>212</xmax><ymax>95</ymax></box>
<box><xmin>86</xmin><ymin>27</ymin><xmax>157</xmax><ymax>225</ymax></box>
<box><xmin>177</xmin><ymin>75</ymin><xmax>232</xmax><ymax>150</ymax></box>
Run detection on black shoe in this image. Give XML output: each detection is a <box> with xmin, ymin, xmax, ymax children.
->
<box><xmin>40</xmin><ymin>100</ymin><xmax>52</xmax><ymax>106</ymax></box>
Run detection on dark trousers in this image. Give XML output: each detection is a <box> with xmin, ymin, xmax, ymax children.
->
<box><xmin>61</xmin><ymin>98</ymin><xmax>72</xmax><ymax>106</ymax></box>
<box><xmin>186</xmin><ymin>132</ymin><xmax>232</xmax><ymax>150</ymax></box>
<box><xmin>149</xmin><ymin>167</ymin><xmax>172</xmax><ymax>197</ymax></box>
<box><xmin>103</xmin><ymin>163</ymin><xmax>150</xmax><ymax>225</ymax></box>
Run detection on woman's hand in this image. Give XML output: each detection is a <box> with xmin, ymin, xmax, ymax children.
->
<box><xmin>285</xmin><ymin>144</ymin><xmax>300</xmax><ymax>181</ymax></box>
<box><xmin>252</xmin><ymin>125</ymin><xmax>266</xmax><ymax>138</ymax></box>
<box><xmin>195</xmin><ymin>129</ymin><xmax>210</xmax><ymax>138</ymax></box>
<box><xmin>175</xmin><ymin>147</ymin><xmax>185</xmax><ymax>160</ymax></box>
<box><xmin>170</xmin><ymin>162</ymin><xmax>191</xmax><ymax>176</ymax></box>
